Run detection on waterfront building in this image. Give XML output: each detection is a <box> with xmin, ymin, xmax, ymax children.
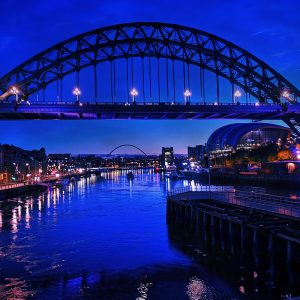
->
<box><xmin>47</xmin><ymin>154</ymin><xmax>72</xmax><ymax>173</ymax></box>
<box><xmin>188</xmin><ymin>145</ymin><xmax>206</xmax><ymax>162</ymax></box>
<box><xmin>160</xmin><ymin>147</ymin><xmax>174</xmax><ymax>168</ymax></box>
<box><xmin>206</xmin><ymin>123</ymin><xmax>291</xmax><ymax>159</ymax></box>
<box><xmin>0</xmin><ymin>144</ymin><xmax>47</xmax><ymax>181</ymax></box>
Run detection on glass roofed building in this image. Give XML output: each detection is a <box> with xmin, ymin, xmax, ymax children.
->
<box><xmin>206</xmin><ymin>123</ymin><xmax>291</xmax><ymax>157</ymax></box>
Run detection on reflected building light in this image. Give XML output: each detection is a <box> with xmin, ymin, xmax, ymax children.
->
<box><xmin>0</xmin><ymin>210</ymin><xmax>2</xmax><ymax>231</ymax></box>
<box><xmin>17</xmin><ymin>205</ymin><xmax>22</xmax><ymax>222</ymax></box>
<box><xmin>38</xmin><ymin>198</ymin><xmax>42</xmax><ymax>211</ymax></box>
<box><xmin>11</xmin><ymin>209</ymin><xmax>18</xmax><ymax>233</ymax></box>
<box><xmin>29</xmin><ymin>199</ymin><xmax>33</xmax><ymax>210</ymax></box>
<box><xmin>137</xmin><ymin>282</ymin><xmax>152</xmax><ymax>300</ymax></box>
<box><xmin>47</xmin><ymin>193</ymin><xmax>51</xmax><ymax>209</ymax></box>
<box><xmin>166</xmin><ymin>178</ymin><xmax>171</xmax><ymax>192</ymax></box>
<box><xmin>186</xmin><ymin>277</ymin><xmax>206</xmax><ymax>300</ymax></box>
<box><xmin>129</xmin><ymin>180</ymin><xmax>133</xmax><ymax>198</ymax></box>
<box><xmin>25</xmin><ymin>204</ymin><xmax>30</xmax><ymax>229</ymax></box>
<box><xmin>239</xmin><ymin>286</ymin><xmax>246</xmax><ymax>294</ymax></box>
<box><xmin>190</xmin><ymin>180</ymin><xmax>196</xmax><ymax>191</ymax></box>
<box><xmin>18</xmin><ymin>205</ymin><xmax>22</xmax><ymax>219</ymax></box>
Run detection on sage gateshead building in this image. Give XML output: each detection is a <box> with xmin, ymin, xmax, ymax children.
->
<box><xmin>206</xmin><ymin>123</ymin><xmax>291</xmax><ymax>157</ymax></box>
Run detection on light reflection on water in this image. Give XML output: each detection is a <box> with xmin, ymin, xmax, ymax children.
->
<box><xmin>0</xmin><ymin>170</ymin><xmax>240</xmax><ymax>299</ymax></box>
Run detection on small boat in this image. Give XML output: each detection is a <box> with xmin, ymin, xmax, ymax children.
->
<box><xmin>165</xmin><ymin>171</ymin><xmax>178</xmax><ymax>180</ymax></box>
<box><xmin>127</xmin><ymin>172</ymin><xmax>134</xmax><ymax>180</ymax></box>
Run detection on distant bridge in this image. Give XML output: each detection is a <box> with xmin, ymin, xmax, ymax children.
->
<box><xmin>108</xmin><ymin>144</ymin><xmax>147</xmax><ymax>156</ymax></box>
<box><xmin>0</xmin><ymin>22</ymin><xmax>299</xmax><ymax>134</ymax></box>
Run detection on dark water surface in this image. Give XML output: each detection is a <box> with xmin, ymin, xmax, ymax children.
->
<box><xmin>0</xmin><ymin>171</ymin><xmax>295</xmax><ymax>299</ymax></box>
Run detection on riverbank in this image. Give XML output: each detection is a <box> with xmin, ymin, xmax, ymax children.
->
<box><xmin>0</xmin><ymin>183</ymin><xmax>48</xmax><ymax>200</ymax></box>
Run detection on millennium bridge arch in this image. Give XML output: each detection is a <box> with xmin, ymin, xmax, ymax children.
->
<box><xmin>108</xmin><ymin>144</ymin><xmax>147</xmax><ymax>156</ymax></box>
<box><xmin>0</xmin><ymin>22</ymin><xmax>300</xmax><ymax>135</ymax></box>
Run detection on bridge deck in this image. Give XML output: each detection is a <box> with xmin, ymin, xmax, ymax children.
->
<box><xmin>0</xmin><ymin>102</ymin><xmax>297</xmax><ymax>120</ymax></box>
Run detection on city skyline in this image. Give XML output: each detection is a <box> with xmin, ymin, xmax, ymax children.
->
<box><xmin>0</xmin><ymin>0</ymin><xmax>299</xmax><ymax>153</ymax></box>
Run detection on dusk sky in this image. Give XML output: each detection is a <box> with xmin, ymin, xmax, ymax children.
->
<box><xmin>0</xmin><ymin>0</ymin><xmax>299</xmax><ymax>154</ymax></box>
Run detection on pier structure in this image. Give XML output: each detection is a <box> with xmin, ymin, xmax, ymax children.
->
<box><xmin>167</xmin><ymin>186</ymin><xmax>300</xmax><ymax>267</ymax></box>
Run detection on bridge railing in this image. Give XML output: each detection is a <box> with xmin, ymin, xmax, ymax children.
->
<box><xmin>0</xmin><ymin>100</ymin><xmax>283</xmax><ymax>107</ymax></box>
<box><xmin>168</xmin><ymin>185</ymin><xmax>300</xmax><ymax>217</ymax></box>
<box><xmin>0</xmin><ymin>182</ymin><xmax>27</xmax><ymax>190</ymax></box>
<box><xmin>167</xmin><ymin>185</ymin><xmax>234</xmax><ymax>196</ymax></box>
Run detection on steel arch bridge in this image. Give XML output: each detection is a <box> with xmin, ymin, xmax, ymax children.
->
<box><xmin>0</xmin><ymin>22</ymin><xmax>299</xmax><ymax>134</ymax></box>
<box><xmin>108</xmin><ymin>144</ymin><xmax>147</xmax><ymax>156</ymax></box>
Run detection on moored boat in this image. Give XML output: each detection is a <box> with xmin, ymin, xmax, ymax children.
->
<box><xmin>127</xmin><ymin>172</ymin><xmax>134</xmax><ymax>180</ymax></box>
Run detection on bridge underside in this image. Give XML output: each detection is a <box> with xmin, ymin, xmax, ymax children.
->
<box><xmin>0</xmin><ymin>103</ymin><xmax>298</xmax><ymax>121</ymax></box>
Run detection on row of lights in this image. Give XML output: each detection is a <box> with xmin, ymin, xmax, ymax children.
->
<box><xmin>9</xmin><ymin>85</ymin><xmax>293</xmax><ymax>104</ymax></box>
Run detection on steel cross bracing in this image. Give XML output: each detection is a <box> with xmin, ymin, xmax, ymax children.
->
<box><xmin>0</xmin><ymin>22</ymin><xmax>299</xmax><ymax>104</ymax></box>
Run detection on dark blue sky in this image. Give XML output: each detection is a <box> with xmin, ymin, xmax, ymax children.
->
<box><xmin>0</xmin><ymin>0</ymin><xmax>299</xmax><ymax>154</ymax></box>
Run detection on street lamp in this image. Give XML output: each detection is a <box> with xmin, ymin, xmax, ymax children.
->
<box><xmin>184</xmin><ymin>89</ymin><xmax>191</xmax><ymax>104</ymax></box>
<box><xmin>130</xmin><ymin>88</ymin><xmax>138</xmax><ymax>103</ymax></box>
<box><xmin>25</xmin><ymin>163</ymin><xmax>30</xmax><ymax>176</ymax></box>
<box><xmin>281</xmin><ymin>90</ymin><xmax>292</xmax><ymax>102</ymax></box>
<box><xmin>10</xmin><ymin>86</ymin><xmax>20</xmax><ymax>103</ymax></box>
<box><xmin>233</xmin><ymin>90</ymin><xmax>242</xmax><ymax>104</ymax></box>
<box><xmin>73</xmin><ymin>87</ymin><xmax>81</xmax><ymax>103</ymax></box>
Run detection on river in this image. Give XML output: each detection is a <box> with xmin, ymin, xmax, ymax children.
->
<box><xmin>0</xmin><ymin>170</ymin><xmax>295</xmax><ymax>299</ymax></box>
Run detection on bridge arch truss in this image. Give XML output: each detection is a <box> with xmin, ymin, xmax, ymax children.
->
<box><xmin>0</xmin><ymin>22</ymin><xmax>299</xmax><ymax>104</ymax></box>
<box><xmin>108</xmin><ymin>144</ymin><xmax>147</xmax><ymax>156</ymax></box>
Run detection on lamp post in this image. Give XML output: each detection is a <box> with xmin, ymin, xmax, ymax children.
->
<box><xmin>208</xmin><ymin>153</ymin><xmax>211</xmax><ymax>199</ymax></box>
<box><xmin>184</xmin><ymin>89</ymin><xmax>191</xmax><ymax>104</ymax></box>
<box><xmin>130</xmin><ymin>88</ymin><xmax>138</xmax><ymax>103</ymax></box>
<box><xmin>234</xmin><ymin>90</ymin><xmax>242</xmax><ymax>104</ymax></box>
<box><xmin>282</xmin><ymin>90</ymin><xmax>292</xmax><ymax>102</ymax></box>
<box><xmin>73</xmin><ymin>87</ymin><xmax>81</xmax><ymax>104</ymax></box>
<box><xmin>10</xmin><ymin>86</ymin><xmax>20</xmax><ymax>103</ymax></box>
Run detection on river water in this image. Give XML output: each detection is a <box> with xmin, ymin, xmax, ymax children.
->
<box><xmin>0</xmin><ymin>170</ymin><xmax>296</xmax><ymax>299</ymax></box>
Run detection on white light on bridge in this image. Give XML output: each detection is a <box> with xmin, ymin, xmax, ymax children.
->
<box><xmin>234</xmin><ymin>90</ymin><xmax>242</xmax><ymax>103</ymax></box>
<box><xmin>281</xmin><ymin>90</ymin><xmax>292</xmax><ymax>101</ymax></box>
<box><xmin>255</xmin><ymin>102</ymin><xmax>260</xmax><ymax>106</ymax></box>
<box><xmin>184</xmin><ymin>89</ymin><xmax>192</xmax><ymax>97</ymax></box>
<box><xmin>73</xmin><ymin>87</ymin><xmax>82</xmax><ymax>105</ymax></box>
<box><xmin>184</xmin><ymin>89</ymin><xmax>192</xmax><ymax>104</ymax></box>
<box><xmin>73</xmin><ymin>87</ymin><xmax>81</xmax><ymax>96</ymax></box>
<box><xmin>10</xmin><ymin>86</ymin><xmax>20</xmax><ymax>102</ymax></box>
<box><xmin>10</xmin><ymin>86</ymin><xmax>20</xmax><ymax>95</ymax></box>
<box><xmin>130</xmin><ymin>88</ymin><xmax>138</xmax><ymax>102</ymax></box>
